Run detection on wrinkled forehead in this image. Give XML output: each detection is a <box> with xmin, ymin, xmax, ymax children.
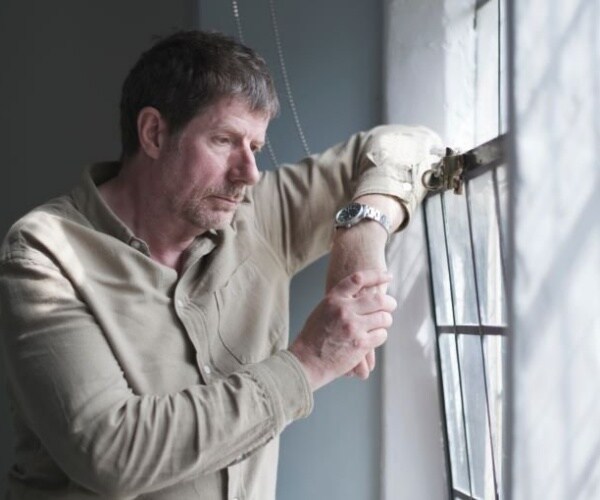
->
<box><xmin>188</xmin><ymin>96</ymin><xmax>271</xmax><ymax>140</ymax></box>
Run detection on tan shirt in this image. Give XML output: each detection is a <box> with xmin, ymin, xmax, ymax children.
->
<box><xmin>0</xmin><ymin>129</ymin><xmax>414</xmax><ymax>499</ymax></box>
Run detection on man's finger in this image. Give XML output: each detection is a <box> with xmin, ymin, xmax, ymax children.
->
<box><xmin>334</xmin><ymin>270</ymin><xmax>392</xmax><ymax>298</ymax></box>
<box><xmin>354</xmin><ymin>292</ymin><xmax>397</xmax><ymax>315</ymax></box>
<box><xmin>362</xmin><ymin>328</ymin><xmax>388</xmax><ymax>349</ymax></box>
<box><xmin>366</xmin><ymin>349</ymin><xmax>376</xmax><ymax>372</ymax></box>
<box><xmin>353</xmin><ymin>358</ymin><xmax>370</xmax><ymax>379</ymax></box>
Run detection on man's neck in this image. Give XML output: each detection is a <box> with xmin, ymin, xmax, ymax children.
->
<box><xmin>98</xmin><ymin>160</ymin><xmax>201</xmax><ymax>272</ymax></box>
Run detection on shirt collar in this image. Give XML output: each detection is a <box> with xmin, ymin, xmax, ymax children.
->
<box><xmin>70</xmin><ymin>162</ymin><xmax>222</xmax><ymax>255</ymax></box>
<box><xmin>71</xmin><ymin>162</ymin><xmax>135</xmax><ymax>245</ymax></box>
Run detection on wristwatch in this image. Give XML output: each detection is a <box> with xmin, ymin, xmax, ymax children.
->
<box><xmin>334</xmin><ymin>202</ymin><xmax>391</xmax><ymax>234</ymax></box>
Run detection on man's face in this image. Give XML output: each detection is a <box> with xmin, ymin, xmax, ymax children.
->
<box><xmin>157</xmin><ymin>97</ymin><xmax>269</xmax><ymax>233</ymax></box>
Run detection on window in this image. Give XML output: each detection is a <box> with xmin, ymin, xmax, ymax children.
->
<box><xmin>423</xmin><ymin>1</ymin><xmax>508</xmax><ymax>499</ymax></box>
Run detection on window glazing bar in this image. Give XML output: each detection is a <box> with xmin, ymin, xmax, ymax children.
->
<box><xmin>454</xmin><ymin>488</ymin><xmax>478</xmax><ymax>500</ymax></box>
<box><xmin>436</xmin><ymin>325</ymin><xmax>508</xmax><ymax>336</ymax></box>
<box><xmin>476</xmin><ymin>0</ymin><xmax>493</xmax><ymax>10</ymax></box>
<box><xmin>462</xmin><ymin>134</ymin><xmax>506</xmax><ymax>180</ymax></box>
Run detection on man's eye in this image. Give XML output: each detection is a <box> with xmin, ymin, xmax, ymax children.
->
<box><xmin>215</xmin><ymin>137</ymin><xmax>231</xmax><ymax>145</ymax></box>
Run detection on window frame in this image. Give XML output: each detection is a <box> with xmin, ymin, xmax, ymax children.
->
<box><xmin>423</xmin><ymin>0</ymin><xmax>508</xmax><ymax>498</ymax></box>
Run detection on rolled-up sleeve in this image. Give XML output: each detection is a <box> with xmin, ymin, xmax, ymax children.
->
<box><xmin>250</xmin><ymin>125</ymin><xmax>442</xmax><ymax>274</ymax></box>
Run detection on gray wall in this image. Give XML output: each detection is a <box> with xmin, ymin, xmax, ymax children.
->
<box><xmin>1</xmin><ymin>1</ymin><xmax>384</xmax><ymax>498</ymax></box>
<box><xmin>197</xmin><ymin>2</ymin><xmax>384</xmax><ymax>499</ymax></box>
<box><xmin>0</xmin><ymin>0</ymin><xmax>196</xmax><ymax>494</ymax></box>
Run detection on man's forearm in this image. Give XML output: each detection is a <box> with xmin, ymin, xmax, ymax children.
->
<box><xmin>326</xmin><ymin>193</ymin><xmax>406</xmax><ymax>291</ymax></box>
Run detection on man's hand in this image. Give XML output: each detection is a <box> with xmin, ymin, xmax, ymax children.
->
<box><xmin>289</xmin><ymin>270</ymin><xmax>397</xmax><ymax>391</ymax></box>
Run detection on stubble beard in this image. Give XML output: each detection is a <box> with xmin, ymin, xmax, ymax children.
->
<box><xmin>176</xmin><ymin>185</ymin><xmax>244</xmax><ymax>232</ymax></box>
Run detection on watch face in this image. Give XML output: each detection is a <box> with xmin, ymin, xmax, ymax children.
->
<box><xmin>336</xmin><ymin>202</ymin><xmax>363</xmax><ymax>224</ymax></box>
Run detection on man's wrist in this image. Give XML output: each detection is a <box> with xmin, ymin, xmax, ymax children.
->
<box><xmin>328</xmin><ymin>224</ymin><xmax>388</xmax><ymax>291</ymax></box>
<box><xmin>352</xmin><ymin>194</ymin><xmax>406</xmax><ymax>233</ymax></box>
<box><xmin>288</xmin><ymin>343</ymin><xmax>327</xmax><ymax>392</ymax></box>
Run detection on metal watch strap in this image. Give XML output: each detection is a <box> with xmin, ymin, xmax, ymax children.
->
<box><xmin>362</xmin><ymin>204</ymin><xmax>391</xmax><ymax>234</ymax></box>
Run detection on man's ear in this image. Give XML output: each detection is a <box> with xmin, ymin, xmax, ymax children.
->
<box><xmin>137</xmin><ymin>107</ymin><xmax>168</xmax><ymax>159</ymax></box>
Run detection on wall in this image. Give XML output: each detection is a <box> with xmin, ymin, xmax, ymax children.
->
<box><xmin>0</xmin><ymin>0</ymin><xmax>196</xmax><ymax>493</ymax></box>
<box><xmin>197</xmin><ymin>1</ymin><xmax>385</xmax><ymax>499</ymax></box>
<box><xmin>510</xmin><ymin>0</ymin><xmax>600</xmax><ymax>498</ymax></box>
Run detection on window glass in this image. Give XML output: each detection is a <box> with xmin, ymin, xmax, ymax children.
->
<box><xmin>483</xmin><ymin>335</ymin><xmax>506</xmax><ymax>499</ymax></box>
<box><xmin>466</xmin><ymin>171</ymin><xmax>507</xmax><ymax>326</ymax></box>
<box><xmin>457</xmin><ymin>334</ymin><xmax>497</xmax><ymax>500</ymax></box>
<box><xmin>439</xmin><ymin>334</ymin><xmax>470</xmax><ymax>493</ymax></box>
<box><xmin>475</xmin><ymin>0</ymin><xmax>500</xmax><ymax>145</ymax></box>
<box><xmin>425</xmin><ymin>198</ymin><xmax>454</xmax><ymax>325</ymax></box>
<box><xmin>442</xmin><ymin>192</ymin><xmax>479</xmax><ymax>325</ymax></box>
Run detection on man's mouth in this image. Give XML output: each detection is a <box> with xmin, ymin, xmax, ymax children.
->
<box><xmin>213</xmin><ymin>194</ymin><xmax>243</xmax><ymax>206</ymax></box>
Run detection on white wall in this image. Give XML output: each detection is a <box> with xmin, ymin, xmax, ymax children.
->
<box><xmin>382</xmin><ymin>0</ymin><xmax>482</xmax><ymax>498</ymax></box>
<box><xmin>510</xmin><ymin>0</ymin><xmax>600</xmax><ymax>498</ymax></box>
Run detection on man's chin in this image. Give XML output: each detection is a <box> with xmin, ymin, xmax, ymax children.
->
<box><xmin>188</xmin><ymin>210</ymin><xmax>236</xmax><ymax>233</ymax></box>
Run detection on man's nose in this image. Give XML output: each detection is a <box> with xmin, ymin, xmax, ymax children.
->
<box><xmin>229</xmin><ymin>145</ymin><xmax>260</xmax><ymax>186</ymax></box>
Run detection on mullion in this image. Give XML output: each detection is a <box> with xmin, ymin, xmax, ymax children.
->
<box><xmin>465</xmin><ymin>178</ymin><xmax>500</xmax><ymax>499</ymax></box>
<box><xmin>440</xmin><ymin>191</ymin><xmax>474</xmax><ymax>497</ymax></box>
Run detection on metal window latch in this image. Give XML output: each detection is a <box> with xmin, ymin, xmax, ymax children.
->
<box><xmin>422</xmin><ymin>134</ymin><xmax>507</xmax><ymax>196</ymax></box>
<box><xmin>422</xmin><ymin>148</ymin><xmax>465</xmax><ymax>195</ymax></box>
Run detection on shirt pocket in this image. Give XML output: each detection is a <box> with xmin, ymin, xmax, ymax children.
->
<box><xmin>214</xmin><ymin>259</ymin><xmax>287</xmax><ymax>366</ymax></box>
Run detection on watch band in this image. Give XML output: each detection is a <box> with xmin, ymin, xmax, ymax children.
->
<box><xmin>334</xmin><ymin>202</ymin><xmax>391</xmax><ymax>234</ymax></box>
<box><xmin>362</xmin><ymin>204</ymin><xmax>391</xmax><ymax>233</ymax></box>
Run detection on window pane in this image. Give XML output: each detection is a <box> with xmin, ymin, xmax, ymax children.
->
<box><xmin>443</xmin><ymin>193</ymin><xmax>479</xmax><ymax>325</ymax></box>
<box><xmin>425</xmin><ymin>197</ymin><xmax>454</xmax><ymax>325</ymax></box>
<box><xmin>467</xmin><ymin>171</ymin><xmax>507</xmax><ymax>326</ymax></box>
<box><xmin>494</xmin><ymin>164</ymin><xmax>509</xmax><ymax>262</ymax></box>
<box><xmin>498</xmin><ymin>0</ymin><xmax>508</xmax><ymax>133</ymax></box>
<box><xmin>439</xmin><ymin>334</ymin><xmax>470</xmax><ymax>493</ymax></box>
<box><xmin>457</xmin><ymin>334</ymin><xmax>497</xmax><ymax>500</ymax></box>
<box><xmin>475</xmin><ymin>0</ymin><xmax>500</xmax><ymax>144</ymax></box>
<box><xmin>483</xmin><ymin>335</ymin><xmax>506</xmax><ymax>500</ymax></box>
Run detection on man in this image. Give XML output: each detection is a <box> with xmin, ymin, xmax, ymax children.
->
<box><xmin>0</xmin><ymin>31</ymin><xmax>442</xmax><ymax>499</ymax></box>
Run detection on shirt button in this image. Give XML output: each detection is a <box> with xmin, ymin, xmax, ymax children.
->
<box><xmin>131</xmin><ymin>240</ymin><xmax>143</xmax><ymax>250</ymax></box>
<box><xmin>176</xmin><ymin>299</ymin><xmax>184</xmax><ymax>308</ymax></box>
<box><xmin>203</xmin><ymin>365</ymin><xmax>212</xmax><ymax>375</ymax></box>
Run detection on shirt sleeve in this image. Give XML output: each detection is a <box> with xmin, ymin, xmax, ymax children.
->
<box><xmin>0</xmin><ymin>251</ymin><xmax>312</xmax><ymax>497</ymax></box>
<box><xmin>249</xmin><ymin>125</ymin><xmax>441</xmax><ymax>275</ymax></box>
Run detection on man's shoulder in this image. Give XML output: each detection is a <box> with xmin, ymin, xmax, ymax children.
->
<box><xmin>1</xmin><ymin>195</ymin><xmax>86</xmax><ymax>265</ymax></box>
